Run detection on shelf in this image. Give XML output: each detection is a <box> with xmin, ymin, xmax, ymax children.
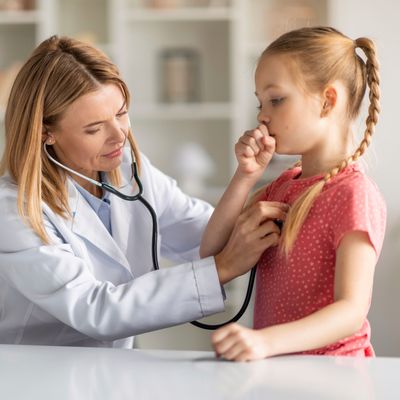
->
<box><xmin>123</xmin><ymin>7</ymin><xmax>235</xmax><ymax>21</ymax></box>
<box><xmin>131</xmin><ymin>102</ymin><xmax>233</xmax><ymax>120</ymax></box>
<box><xmin>0</xmin><ymin>10</ymin><xmax>42</xmax><ymax>24</ymax></box>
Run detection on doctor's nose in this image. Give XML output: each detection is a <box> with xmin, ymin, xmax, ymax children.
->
<box><xmin>109</xmin><ymin>121</ymin><xmax>128</xmax><ymax>143</ymax></box>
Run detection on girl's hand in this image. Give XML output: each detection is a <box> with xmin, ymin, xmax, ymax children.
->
<box><xmin>235</xmin><ymin>124</ymin><xmax>275</xmax><ymax>178</ymax></box>
<box><xmin>212</xmin><ymin>323</ymin><xmax>271</xmax><ymax>362</ymax></box>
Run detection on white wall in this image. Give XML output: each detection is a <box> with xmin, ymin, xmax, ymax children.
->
<box><xmin>329</xmin><ymin>0</ymin><xmax>400</xmax><ymax>356</ymax></box>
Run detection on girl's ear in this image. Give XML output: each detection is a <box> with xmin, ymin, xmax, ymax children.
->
<box><xmin>320</xmin><ymin>86</ymin><xmax>338</xmax><ymax>117</ymax></box>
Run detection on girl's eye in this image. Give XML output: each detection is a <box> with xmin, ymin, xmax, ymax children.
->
<box><xmin>271</xmin><ymin>97</ymin><xmax>285</xmax><ymax>106</ymax></box>
<box><xmin>256</xmin><ymin>104</ymin><xmax>262</xmax><ymax>110</ymax></box>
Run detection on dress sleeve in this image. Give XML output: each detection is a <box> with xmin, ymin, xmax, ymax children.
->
<box><xmin>329</xmin><ymin>175</ymin><xmax>387</xmax><ymax>257</ymax></box>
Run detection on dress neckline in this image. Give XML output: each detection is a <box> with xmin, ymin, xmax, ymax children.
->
<box><xmin>288</xmin><ymin>162</ymin><xmax>361</xmax><ymax>187</ymax></box>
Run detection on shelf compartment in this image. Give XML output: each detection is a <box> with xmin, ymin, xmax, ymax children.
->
<box><xmin>123</xmin><ymin>20</ymin><xmax>231</xmax><ymax>104</ymax></box>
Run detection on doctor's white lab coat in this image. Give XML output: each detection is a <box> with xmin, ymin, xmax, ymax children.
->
<box><xmin>0</xmin><ymin>152</ymin><xmax>225</xmax><ymax>347</ymax></box>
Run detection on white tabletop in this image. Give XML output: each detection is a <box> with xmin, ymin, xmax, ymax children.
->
<box><xmin>0</xmin><ymin>344</ymin><xmax>399</xmax><ymax>400</ymax></box>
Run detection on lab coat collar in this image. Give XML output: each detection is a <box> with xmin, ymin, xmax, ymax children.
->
<box><xmin>66</xmin><ymin>177</ymin><xmax>132</xmax><ymax>273</ymax></box>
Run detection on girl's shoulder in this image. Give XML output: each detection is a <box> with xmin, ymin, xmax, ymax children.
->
<box><xmin>325</xmin><ymin>163</ymin><xmax>384</xmax><ymax>203</ymax></box>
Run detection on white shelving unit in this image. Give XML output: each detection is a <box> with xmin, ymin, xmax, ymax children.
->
<box><xmin>109</xmin><ymin>0</ymin><xmax>240</xmax><ymax>202</ymax></box>
<box><xmin>0</xmin><ymin>0</ymin><xmax>328</xmax><ymax>350</ymax></box>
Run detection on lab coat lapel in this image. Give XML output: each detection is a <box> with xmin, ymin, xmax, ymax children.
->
<box><xmin>66</xmin><ymin>179</ymin><xmax>131</xmax><ymax>273</ymax></box>
<box><xmin>110</xmin><ymin>192</ymin><xmax>156</xmax><ymax>277</ymax></box>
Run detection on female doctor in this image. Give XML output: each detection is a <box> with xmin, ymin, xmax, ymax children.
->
<box><xmin>0</xmin><ymin>36</ymin><xmax>283</xmax><ymax>348</ymax></box>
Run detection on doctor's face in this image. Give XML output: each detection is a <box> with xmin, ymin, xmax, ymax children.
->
<box><xmin>48</xmin><ymin>83</ymin><xmax>129</xmax><ymax>182</ymax></box>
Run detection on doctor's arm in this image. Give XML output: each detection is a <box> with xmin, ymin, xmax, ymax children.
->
<box><xmin>0</xmin><ymin>201</ymin><xmax>226</xmax><ymax>341</ymax></box>
<box><xmin>0</xmin><ymin>241</ymin><xmax>224</xmax><ymax>341</ymax></box>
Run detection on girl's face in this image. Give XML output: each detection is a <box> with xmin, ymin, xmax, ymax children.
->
<box><xmin>255</xmin><ymin>54</ymin><xmax>326</xmax><ymax>157</ymax></box>
<box><xmin>48</xmin><ymin>83</ymin><xmax>129</xmax><ymax>182</ymax></box>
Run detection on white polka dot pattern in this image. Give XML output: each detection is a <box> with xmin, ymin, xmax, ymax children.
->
<box><xmin>253</xmin><ymin>163</ymin><xmax>387</xmax><ymax>356</ymax></box>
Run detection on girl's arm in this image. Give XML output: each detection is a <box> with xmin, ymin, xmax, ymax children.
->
<box><xmin>211</xmin><ymin>230</ymin><xmax>376</xmax><ymax>361</ymax></box>
<box><xmin>200</xmin><ymin>125</ymin><xmax>281</xmax><ymax>258</ymax></box>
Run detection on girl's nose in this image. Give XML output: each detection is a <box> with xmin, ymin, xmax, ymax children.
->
<box><xmin>257</xmin><ymin>110</ymin><xmax>271</xmax><ymax>125</ymax></box>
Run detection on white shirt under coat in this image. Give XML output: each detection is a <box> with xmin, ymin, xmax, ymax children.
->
<box><xmin>0</xmin><ymin>151</ymin><xmax>224</xmax><ymax>348</ymax></box>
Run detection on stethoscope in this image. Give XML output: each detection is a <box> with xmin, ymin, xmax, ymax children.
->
<box><xmin>44</xmin><ymin>141</ymin><xmax>256</xmax><ymax>330</ymax></box>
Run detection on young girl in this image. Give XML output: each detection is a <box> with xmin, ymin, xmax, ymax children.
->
<box><xmin>200</xmin><ymin>27</ymin><xmax>386</xmax><ymax>361</ymax></box>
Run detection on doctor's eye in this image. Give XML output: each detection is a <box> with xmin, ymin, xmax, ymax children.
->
<box><xmin>85</xmin><ymin>128</ymin><xmax>101</xmax><ymax>135</ymax></box>
<box><xmin>117</xmin><ymin>110</ymin><xmax>128</xmax><ymax>118</ymax></box>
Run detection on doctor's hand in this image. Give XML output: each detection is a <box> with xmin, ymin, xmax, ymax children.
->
<box><xmin>212</xmin><ymin>323</ymin><xmax>271</xmax><ymax>362</ymax></box>
<box><xmin>235</xmin><ymin>125</ymin><xmax>275</xmax><ymax>179</ymax></box>
<box><xmin>214</xmin><ymin>200</ymin><xmax>287</xmax><ymax>285</ymax></box>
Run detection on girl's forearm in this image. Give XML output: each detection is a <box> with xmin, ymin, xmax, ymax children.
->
<box><xmin>262</xmin><ymin>300</ymin><xmax>366</xmax><ymax>357</ymax></box>
<box><xmin>200</xmin><ymin>170</ymin><xmax>258</xmax><ymax>258</ymax></box>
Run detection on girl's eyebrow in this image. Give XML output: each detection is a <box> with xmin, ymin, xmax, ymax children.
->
<box><xmin>83</xmin><ymin>101</ymin><xmax>126</xmax><ymax>128</ymax></box>
<box><xmin>255</xmin><ymin>83</ymin><xmax>282</xmax><ymax>96</ymax></box>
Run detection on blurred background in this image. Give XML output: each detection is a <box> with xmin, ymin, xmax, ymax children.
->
<box><xmin>0</xmin><ymin>0</ymin><xmax>399</xmax><ymax>356</ymax></box>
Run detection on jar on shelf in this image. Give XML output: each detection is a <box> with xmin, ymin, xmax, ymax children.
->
<box><xmin>160</xmin><ymin>48</ymin><xmax>200</xmax><ymax>103</ymax></box>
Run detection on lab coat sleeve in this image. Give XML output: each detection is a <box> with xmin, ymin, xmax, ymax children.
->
<box><xmin>0</xmin><ymin>186</ymin><xmax>224</xmax><ymax>341</ymax></box>
<box><xmin>140</xmin><ymin>154</ymin><xmax>214</xmax><ymax>263</ymax></box>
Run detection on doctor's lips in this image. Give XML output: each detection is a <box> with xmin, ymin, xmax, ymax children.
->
<box><xmin>103</xmin><ymin>147</ymin><xmax>123</xmax><ymax>158</ymax></box>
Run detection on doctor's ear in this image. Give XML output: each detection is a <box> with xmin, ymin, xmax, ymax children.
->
<box><xmin>42</xmin><ymin>127</ymin><xmax>55</xmax><ymax>145</ymax></box>
<box><xmin>320</xmin><ymin>86</ymin><xmax>337</xmax><ymax>117</ymax></box>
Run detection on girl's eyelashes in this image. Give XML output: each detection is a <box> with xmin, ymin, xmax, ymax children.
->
<box><xmin>271</xmin><ymin>97</ymin><xmax>285</xmax><ymax>106</ymax></box>
<box><xmin>256</xmin><ymin>97</ymin><xmax>285</xmax><ymax>110</ymax></box>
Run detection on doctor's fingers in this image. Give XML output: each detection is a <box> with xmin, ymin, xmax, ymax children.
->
<box><xmin>256</xmin><ymin>220</ymin><xmax>281</xmax><ymax>239</ymax></box>
<box><xmin>248</xmin><ymin>222</ymin><xmax>280</xmax><ymax>252</ymax></box>
<box><xmin>240</xmin><ymin>201</ymin><xmax>288</xmax><ymax>228</ymax></box>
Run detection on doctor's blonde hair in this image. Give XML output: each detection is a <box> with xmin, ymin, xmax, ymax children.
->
<box><xmin>260</xmin><ymin>27</ymin><xmax>380</xmax><ymax>255</ymax></box>
<box><xmin>0</xmin><ymin>35</ymin><xmax>140</xmax><ymax>244</ymax></box>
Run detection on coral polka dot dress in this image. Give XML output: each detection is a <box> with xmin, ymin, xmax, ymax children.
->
<box><xmin>254</xmin><ymin>163</ymin><xmax>386</xmax><ymax>356</ymax></box>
